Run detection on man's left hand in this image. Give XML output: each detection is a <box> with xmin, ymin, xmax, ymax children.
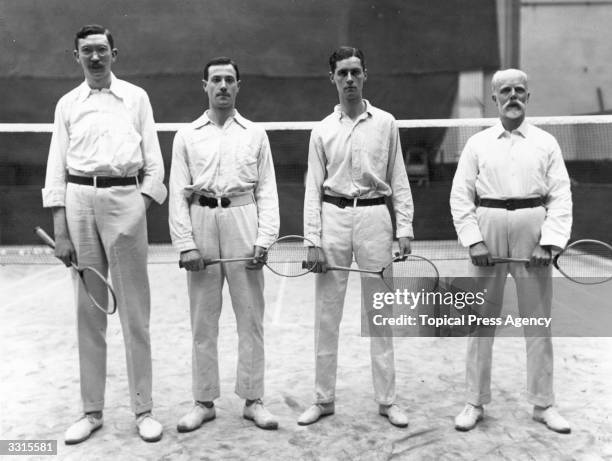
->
<box><xmin>246</xmin><ymin>245</ymin><xmax>266</xmax><ymax>270</ymax></box>
<box><xmin>528</xmin><ymin>245</ymin><xmax>552</xmax><ymax>267</ymax></box>
<box><xmin>397</xmin><ymin>237</ymin><xmax>412</xmax><ymax>258</ymax></box>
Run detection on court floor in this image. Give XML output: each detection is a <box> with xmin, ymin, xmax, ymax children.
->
<box><xmin>1</xmin><ymin>244</ymin><xmax>611</xmax><ymax>460</ymax></box>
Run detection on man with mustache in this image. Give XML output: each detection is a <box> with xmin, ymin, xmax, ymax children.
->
<box><xmin>299</xmin><ymin>46</ymin><xmax>413</xmax><ymax>427</ymax></box>
<box><xmin>42</xmin><ymin>24</ymin><xmax>166</xmax><ymax>444</ymax></box>
<box><xmin>169</xmin><ymin>57</ymin><xmax>280</xmax><ymax>431</ymax></box>
<box><xmin>450</xmin><ymin>69</ymin><xmax>572</xmax><ymax>433</ymax></box>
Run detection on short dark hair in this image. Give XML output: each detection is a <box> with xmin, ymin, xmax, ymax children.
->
<box><xmin>329</xmin><ymin>46</ymin><xmax>366</xmax><ymax>73</ymax></box>
<box><xmin>203</xmin><ymin>57</ymin><xmax>240</xmax><ymax>81</ymax></box>
<box><xmin>74</xmin><ymin>24</ymin><xmax>114</xmax><ymax>51</ymax></box>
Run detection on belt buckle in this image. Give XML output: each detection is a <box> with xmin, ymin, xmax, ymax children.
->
<box><xmin>506</xmin><ymin>199</ymin><xmax>517</xmax><ymax>211</ymax></box>
<box><xmin>337</xmin><ymin>197</ymin><xmax>349</xmax><ymax>209</ymax></box>
<box><xmin>199</xmin><ymin>196</ymin><xmax>217</xmax><ymax>208</ymax></box>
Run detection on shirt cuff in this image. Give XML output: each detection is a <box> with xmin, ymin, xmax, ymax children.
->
<box><xmin>42</xmin><ymin>187</ymin><xmax>66</xmax><ymax>208</ymax></box>
<box><xmin>539</xmin><ymin>231</ymin><xmax>569</xmax><ymax>250</ymax></box>
<box><xmin>140</xmin><ymin>178</ymin><xmax>168</xmax><ymax>205</ymax></box>
<box><xmin>396</xmin><ymin>224</ymin><xmax>414</xmax><ymax>239</ymax></box>
<box><xmin>304</xmin><ymin>233</ymin><xmax>321</xmax><ymax>247</ymax></box>
<box><xmin>173</xmin><ymin>238</ymin><xmax>198</xmax><ymax>254</ymax></box>
<box><xmin>457</xmin><ymin>226</ymin><xmax>484</xmax><ymax>248</ymax></box>
<box><xmin>255</xmin><ymin>234</ymin><xmax>276</xmax><ymax>249</ymax></box>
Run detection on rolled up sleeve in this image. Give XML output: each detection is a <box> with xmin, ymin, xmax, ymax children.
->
<box><xmin>253</xmin><ymin>131</ymin><xmax>280</xmax><ymax>248</ymax></box>
<box><xmin>168</xmin><ymin>131</ymin><xmax>197</xmax><ymax>253</ymax></box>
<box><xmin>303</xmin><ymin>129</ymin><xmax>326</xmax><ymax>247</ymax></box>
<box><xmin>137</xmin><ymin>92</ymin><xmax>167</xmax><ymax>204</ymax></box>
<box><xmin>42</xmin><ymin>99</ymin><xmax>70</xmax><ymax>208</ymax></box>
<box><xmin>450</xmin><ymin>141</ymin><xmax>484</xmax><ymax>247</ymax></box>
<box><xmin>540</xmin><ymin>140</ymin><xmax>572</xmax><ymax>249</ymax></box>
<box><xmin>387</xmin><ymin>120</ymin><xmax>414</xmax><ymax>239</ymax></box>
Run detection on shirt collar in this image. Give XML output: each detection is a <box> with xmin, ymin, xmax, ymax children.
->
<box><xmin>77</xmin><ymin>73</ymin><xmax>125</xmax><ymax>102</ymax></box>
<box><xmin>494</xmin><ymin>118</ymin><xmax>529</xmax><ymax>138</ymax></box>
<box><xmin>192</xmin><ymin>109</ymin><xmax>247</xmax><ymax>129</ymax></box>
<box><xmin>334</xmin><ymin>99</ymin><xmax>373</xmax><ymax>121</ymax></box>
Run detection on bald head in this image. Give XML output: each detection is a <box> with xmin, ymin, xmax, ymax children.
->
<box><xmin>491</xmin><ymin>69</ymin><xmax>528</xmax><ymax>92</ymax></box>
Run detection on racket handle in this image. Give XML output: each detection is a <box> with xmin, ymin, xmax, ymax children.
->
<box><xmin>34</xmin><ymin>226</ymin><xmax>56</xmax><ymax>249</ymax></box>
<box><xmin>492</xmin><ymin>257</ymin><xmax>530</xmax><ymax>263</ymax></box>
<box><xmin>327</xmin><ymin>265</ymin><xmax>381</xmax><ymax>275</ymax></box>
<box><xmin>178</xmin><ymin>257</ymin><xmax>251</xmax><ymax>268</ymax></box>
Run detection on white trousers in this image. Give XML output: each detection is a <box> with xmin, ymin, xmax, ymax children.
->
<box><xmin>466</xmin><ymin>206</ymin><xmax>554</xmax><ymax>407</ymax></box>
<box><xmin>65</xmin><ymin>183</ymin><xmax>153</xmax><ymax>414</ymax></box>
<box><xmin>187</xmin><ymin>202</ymin><xmax>266</xmax><ymax>401</ymax></box>
<box><xmin>314</xmin><ymin>202</ymin><xmax>396</xmax><ymax>405</ymax></box>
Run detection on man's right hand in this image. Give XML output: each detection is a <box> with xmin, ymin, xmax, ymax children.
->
<box><xmin>307</xmin><ymin>246</ymin><xmax>328</xmax><ymax>273</ymax></box>
<box><xmin>469</xmin><ymin>241</ymin><xmax>494</xmax><ymax>266</ymax></box>
<box><xmin>180</xmin><ymin>249</ymin><xmax>207</xmax><ymax>271</ymax></box>
<box><xmin>54</xmin><ymin>234</ymin><xmax>77</xmax><ymax>267</ymax></box>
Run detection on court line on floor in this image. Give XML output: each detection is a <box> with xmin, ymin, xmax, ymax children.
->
<box><xmin>0</xmin><ymin>265</ymin><xmax>64</xmax><ymax>293</ymax></box>
<box><xmin>2</xmin><ymin>274</ymin><xmax>70</xmax><ymax>310</ymax></box>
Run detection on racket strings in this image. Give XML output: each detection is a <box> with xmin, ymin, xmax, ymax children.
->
<box><xmin>265</xmin><ymin>239</ymin><xmax>314</xmax><ymax>277</ymax></box>
<box><xmin>381</xmin><ymin>257</ymin><xmax>439</xmax><ymax>292</ymax></box>
<box><xmin>79</xmin><ymin>266</ymin><xmax>117</xmax><ymax>314</ymax></box>
<box><xmin>557</xmin><ymin>242</ymin><xmax>612</xmax><ymax>282</ymax></box>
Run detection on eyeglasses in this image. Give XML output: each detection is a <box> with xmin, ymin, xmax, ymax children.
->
<box><xmin>78</xmin><ymin>47</ymin><xmax>111</xmax><ymax>58</ymax></box>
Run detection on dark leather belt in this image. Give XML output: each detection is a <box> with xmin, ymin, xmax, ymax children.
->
<box><xmin>197</xmin><ymin>195</ymin><xmax>231</xmax><ymax>208</ymax></box>
<box><xmin>476</xmin><ymin>197</ymin><xmax>545</xmax><ymax>210</ymax></box>
<box><xmin>323</xmin><ymin>195</ymin><xmax>386</xmax><ymax>209</ymax></box>
<box><xmin>67</xmin><ymin>174</ymin><xmax>138</xmax><ymax>188</ymax></box>
<box><xmin>192</xmin><ymin>193</ymin><xmax>254</xmax><ymax>209</ymax></box>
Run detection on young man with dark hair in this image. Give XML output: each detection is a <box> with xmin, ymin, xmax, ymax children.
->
<box><xmin>43</xmin><ymin>24</ymin><xmax>166</xmax><ymax>444</ymax></box>
<box><xmin>299</xmin><ymin>46</ymin><xmax>414</xmax><ymax>427</ymax></box>
<box><xmin>169</xmin><ymin>56</ymin><xmax>280</xmax><ymax>432</ymax></box>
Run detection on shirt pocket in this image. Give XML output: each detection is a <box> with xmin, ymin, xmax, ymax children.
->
<box><xmin>363</xmin><ymin>132</ymin><xmax>389</xmax><ymax>173</ymax></box>
<box><xmin>236</xmin><ymin>143</ymin><xmax>259</xmax><ymax>183</ymax></box>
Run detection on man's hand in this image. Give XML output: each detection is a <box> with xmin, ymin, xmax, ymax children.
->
<box><xmin>469</xmin><ymin>241</ymin><xmax>493</xmax><ymax>266</ymax></box>
<box><xmin>55</xmin><ymin>234</ymin><xmax>77</xmax><ymax>267</ymax></box>
<box><xmin>246</xmin><ymin>246</ymin><xmax>266</xmax><ymax>270</ymax></box>
<box><xmin>142</xmin><ymin>194</ymin><xmax>153</xmax><ymax>210</ymax></box>
<box><xmin>307</xmin><ymin>246</ymin><xmax>328</xmax><ymax>273</ymax></box>
<box><xmin>528</xmin><ymin>245</ymin><xmax>552</xmax><ymax>268</ymax></box>
<box><xmin>397</xmin><ymin>237</ymin><xmax>412</xmax><ymax>258</ymax></box>
<box><xmin>180</xmin><ymin>249</ymin><xmax>206</xmax><ymax>271</ymax></box>
<box><xmin>51</xmin><ymin>207</ymin><xmax>76</xmax><ymax>267</ymax></box>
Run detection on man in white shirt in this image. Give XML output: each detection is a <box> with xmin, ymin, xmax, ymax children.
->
<box><xmin>169</xmin><ymin>57</ymin><xmax>280</xmax><ymax>431</ymax></box>
<box><xmin>299</xmin><ymin>47</ymin><xmax>413</xmax><ymax>427</ymax></box>
<box><xmin>450</xmin><ymin>69</ymin><xmax>572</xmax><ymax>433</ymax></box>
<box><xmin>42</xmin><ymin>25</ymin><xmax>166</xmax><ymax>444</ymax></box>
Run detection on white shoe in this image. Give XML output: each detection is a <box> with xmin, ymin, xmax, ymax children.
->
<box><xmin>243</xmin><ymin>399</ymin><xmax>278</xmax><ymax>430</ymax></box>
<box><xmin>297</xmin><ymin>403</ymin><xmax>335</xmax><ymax>426</ymax></box>
<box><xmin>454</xmin><ymin>404</ymin><xmax>484</xmax><ymax>431</ymax></box>
<box><xmin>533</xmin><ymin>406</ymin><xmax>571</xmax><ymax>434</ymax></box>
<box><xmin>177</xmin><ymin>403</ymin><xmax>216</xmax><ymax>433</ymax></box>
<box><xmin>379</xmin><ymin>404</ymin><xmax>409</xmax><ymax>428</ymax></box>
<box><xmin>65</xmin><ymin>414</ymin><xmax>103</xmax><ymax>445</ymax></box>
<box><xmin>136</xmin><ymin>413</ymin><xmax>163</xmax><ymax>442</ymax></box>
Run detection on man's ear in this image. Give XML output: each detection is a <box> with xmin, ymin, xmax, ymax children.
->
<box><xmin>329</xmin><ymin>71</ymin><xmax>335</xmax><ymax>84</ymax></box>
<box><xmin>73</xmin><ymin>49</ymin><xmax>79</xmax><ymax>63</ymax></box>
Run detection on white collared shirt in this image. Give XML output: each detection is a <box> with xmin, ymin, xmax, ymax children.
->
<box><xmin>168</xmin><ymin>110</ymin><xmax>280</xmax><ymax>252</ymax></box>
<box><xmin>303</xmin><ymin>100</ymin><xmax>414</xmax><ymax>246</ymax></box>
<box><xmin>42</xmin><ymin>74</ymin><xmax>167</xmax><ymax>207</ymax></box>
<box><xmin>450</xmin><ymin>120</ymin><xmax>572</xmax><ymax>248</ymax></box>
